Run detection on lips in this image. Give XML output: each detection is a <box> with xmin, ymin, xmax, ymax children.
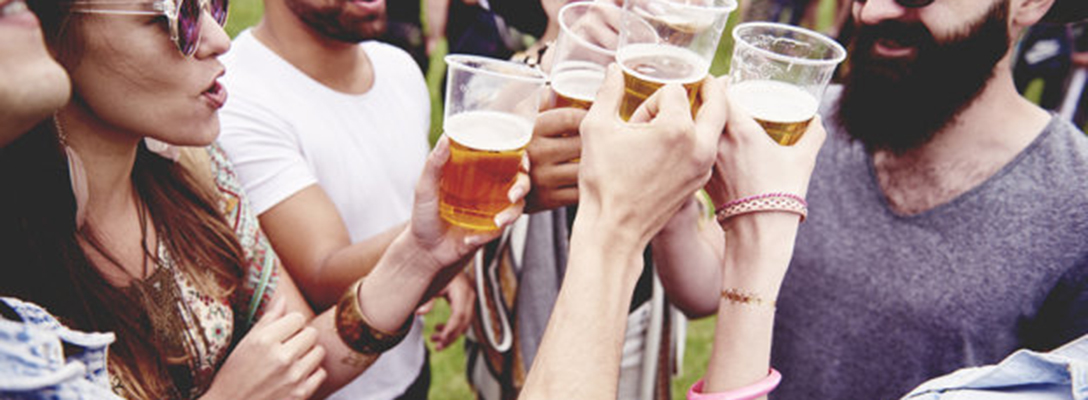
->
<box><xmin>202</xmin><ymin>80</ymin><xmax>228</xmax><ymax>109</ymax></box>
<box><xmin>872</xmin><ymin>38</ymin><xmax>917</xmax><ymax>58</ymax></box>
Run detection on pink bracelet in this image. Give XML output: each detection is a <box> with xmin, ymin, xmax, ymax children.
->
<box><xmin>688</xmin><ymin>368</ymin><xmax>782</xmax><ymax>400</ymax></box>
<box><xmin>715</xmin><ymin>193</ymin><xmax>807</xmax><ymax>224</ymax></box>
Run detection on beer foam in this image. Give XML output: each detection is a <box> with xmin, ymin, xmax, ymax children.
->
<box><xmin>444</xmin><ymin>111</ymin><xmax>534</xmax><ymax>151</ymax></box>
<box><xmin>551</xmin><ymin>62</ymin><xmax>606</xmax><ymax>102</ymax></box>
<box><xmin>617</xmin><ymin>43</ymin><xmax>709</xmax><ymax>85</ymax></box>
<box><xmin>728</xmin><ymin>80</ymin><xmax>818</xmax><ymax>123</ymax></box>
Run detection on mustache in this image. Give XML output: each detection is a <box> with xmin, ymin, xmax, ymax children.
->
<box><xmin>854</xmin><ymin>20</ymin><xmax>935</xmax><ymax>50</ymax></box>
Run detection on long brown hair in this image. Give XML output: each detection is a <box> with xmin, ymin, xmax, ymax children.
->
<box><xmin>1</xmin><ymin>3</ymin><xmax>248</xmax><ymax>398</ymax></box>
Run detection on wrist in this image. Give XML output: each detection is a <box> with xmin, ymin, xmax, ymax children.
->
<box><xmin>720</xmin><ymin>213</ymin><xmax>801</xmax><ymax>297</ymax></box>
<box><xmin>571</xmin><ymin>203</ymin><xmax>647</xmax><ymax>261</ymax></box>
<box><xmin>356</xmin><ymin>232</ymin><xmax>438</xmax><ymax>331</ymax></box>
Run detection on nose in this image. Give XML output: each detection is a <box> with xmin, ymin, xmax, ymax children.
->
<box><xmin>855</xmin><ymin>0</ymin><xmax>916</xmax><ymax>26</ymax></box>
<box><xmin>194</xmin><ymin>10</ymin><xmax>231</xmax><ymax>59</ymax></box>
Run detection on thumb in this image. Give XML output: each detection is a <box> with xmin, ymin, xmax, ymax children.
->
<box><xmin>792</xmin><ymin>115</ymin><xmax>828</xmax><ymax>156</ymax></box>
<box><xmin>587</xmin><ymin>63</ymin><xmax>625</xmax><ymax>122</ymax></box>
<box><xmin>416</xmin><ymin>136</ymin><xmax>452</xmax><ymax>204</ymax></box>
<box><xmin>694</xmin><ymin>77</ymin><xmax>728</xmax><ymax>151</ymax></box>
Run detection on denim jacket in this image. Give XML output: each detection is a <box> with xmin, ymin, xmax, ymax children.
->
<box><xmin>0</xmin><ymin>297</ymin><xmax>122</xmax><ymax>400</ymax></box>
<box><xmin>902</xmin><ymin>334</ymin><xmax>1088</xmax><ymax>400</ymax></box>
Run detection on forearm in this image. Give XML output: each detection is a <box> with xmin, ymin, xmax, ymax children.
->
<box><xmin>425</xmin><ymin>0</ymin><xmax>449</xmax><ymax>42</ymax></box>
<box><xmin>651</xmin><ymin>197</ymin><xmax>725</xmax><ymax>318</ymax></box>
<box><xmin>306</xmin><ymin>223</ymin><xmax>406</xmax><ymax>308</ymax></box>
<box><xmin>703</xmin><ymin>213</ymin><xmax>799</xmax><ymax>393</ymax></box>
<box><xmin>520</xmin><ymin>213</ymin><xmax>646</xmax><ymax>400</ymax></box>
<box><xmin>308</xmin><ymin>231</ymin><xmax>440</xmax><ymax>397</ymax></box>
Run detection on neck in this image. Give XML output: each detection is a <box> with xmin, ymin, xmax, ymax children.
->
<box><xmin>871</xmin><ymin>56</ymin><xmax>1053</xmax><ymax>214</ymax></box>
<box><xmin>254</xmin><ymin>1</ymin><xmax>375</xmax><ymax>94</ymax></box>
<box><xmin>57</xmin><ymin>99</ymin><xmax>140</xmax><ymax>219</ymax></box>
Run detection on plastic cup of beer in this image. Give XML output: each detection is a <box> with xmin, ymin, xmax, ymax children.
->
<box><xmin>617</xmin><ymin>0</ymin><xmax>737</xmax><ymax>120</ymax></box>
<box><xmin>440</xmin><ymin>55</ymin><xmax>546</xmax><ymax>231</ymax></box>
<box><xmin>727</xmin><ymin>22</ymin><xmax>846</xmax><ymax>145</ymax></box>
<box><xmin>549</xmin><ymin>1</ymin><xmax>622</xmax><ymax>110</ymax></box>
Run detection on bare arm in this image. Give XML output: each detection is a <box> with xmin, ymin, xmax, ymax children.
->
<box><xmin>700</xmin><ymin>92</ymin><xmax>827</xmax><ymax>394</ymax></box>
<box><xmin>651</xmin><ymin>196</ymin><xmax>725</xmax><ymax>318</ymax></box>
<box><xmin>424</xmin><ymin>0</ymin><xmax>450</xmax><ymax>55</ymax></box>
<box><xmin>258</xmin><ymin>185</ymin><xmax>404</xmax><ymax>308</ymax></box>
<box><xmin>520</xmin><ymin>65</ymin><xmax>727</xmax><ymax>399</ymax></box>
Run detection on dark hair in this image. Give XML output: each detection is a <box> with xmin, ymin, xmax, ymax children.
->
<box><xmin>3</xmin><ymin>3</ymin><xmax>248</xmax><ymax>398</ymax></box>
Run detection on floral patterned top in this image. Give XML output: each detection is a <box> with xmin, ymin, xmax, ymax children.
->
<box><xmin>110</xmin><ymin>144</ymin><xmax>282</xmax><ymax>399</ymax></box>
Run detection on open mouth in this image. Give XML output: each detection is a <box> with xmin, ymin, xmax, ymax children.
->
<box><xmin>872</xmin><ymin>38</ymin><xmax>917</xmax><ymax>58</ymax></box>
<box><xmin>202</xmin><ymin>80</ymin><xmax>228</xmax><ymax>109</ymax></box>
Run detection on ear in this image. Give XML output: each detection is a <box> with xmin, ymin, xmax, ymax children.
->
<box><xmin>1010</xmin><ymin>0</ymin><xmax>1056</xmax><ymax>28</ymax></box>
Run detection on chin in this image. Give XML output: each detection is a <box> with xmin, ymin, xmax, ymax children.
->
<box><xmin>157</xmin><ymin>116</ymin><xmax>221</xmax><ymax>148</ymax></box>
<box><xmin>0</xmin><ymin>61</ymin><xmax>70</xmax><ymax>146</ymax></box>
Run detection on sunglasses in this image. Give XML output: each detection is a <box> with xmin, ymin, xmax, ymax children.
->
<box><xmin>856</xmin><ymin>0</ymin><xmax>936</xmax><ymax>8</ymax></box>
<box><xmin>67</xmin><ymin>0</ymin><xmax>229</xmax><ymax>57</ymax></box>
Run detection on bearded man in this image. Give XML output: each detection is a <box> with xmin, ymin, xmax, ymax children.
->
<box><xmin>774</xmin><ymin>0</ymin><xmax>1088</xmax><ymax>397</ymax></box>
<box><xmin>653</xmin><ymin>0</ymin><xmax>1088</xmax><ymax>399</ymax></box>
<box><xmin>216</xmin><ymin>0</ymin><xmax>477</xmax><ymax>398</ymax></box>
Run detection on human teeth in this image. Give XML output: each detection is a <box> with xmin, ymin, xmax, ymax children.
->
<box><xmin>1</xmin><ymin>1</ymin><xmax>28</xmax><ymax>17</ymax></box>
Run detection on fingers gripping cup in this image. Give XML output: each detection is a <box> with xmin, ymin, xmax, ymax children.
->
<box><xmin>440</xmin><ymin>55</ymin><xmax>547</xmax><ymax>231</ymax></box>
<box><xmin>617</xmin><ymin>0</ymin><xmax>737</xmax><ymax>121</ymax></box>
<box><xmin>728</xmin><ymin>22</ymin><xmax>846</xmax><ymax>145</ymax></box>
<box><xmin>550</xmin><ymin>1</ymin><xmax>622</xmax><ymax>110</ymax></box>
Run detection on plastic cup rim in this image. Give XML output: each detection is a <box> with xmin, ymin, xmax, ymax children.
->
<box><xmin>444</xmin><ymin>54</ymin><xmax>548</xmax><ymax>84</ymax></box>
<box><xmin>731</xmin><ymin>21</ymin><xmax>848</xmax><ymax>67</ymax></box>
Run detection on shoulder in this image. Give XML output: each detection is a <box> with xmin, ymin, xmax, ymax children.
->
<box><xmin>364</xmin><ymin>41</ymin><xmax>427</xmax><ymax>88</ymax></box>
<box><xmin>363</xmin><ymin>40</ymin><xmax>419</xmax><ymax>68</ymax></box>
<box><xmin>1021</xmin><ymin>118</ymin><xmax>1088</xmax><ymax>182</ymax></box>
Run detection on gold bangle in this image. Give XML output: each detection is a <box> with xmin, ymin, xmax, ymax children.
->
<box><xmin>721</xmin><ymin>288</ymin><xmax>776</xmax><ymax>308</ymax></box>
<box><xmin>335</xmin><ymin>279</ymin><xmax>412</xmax><ymax>355</ymax></box>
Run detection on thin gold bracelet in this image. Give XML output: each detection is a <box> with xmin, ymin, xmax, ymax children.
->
<box><xmin>721</xmin><ymin>288</ymin><xmax>776</xmax><ymax>308</ymax></box>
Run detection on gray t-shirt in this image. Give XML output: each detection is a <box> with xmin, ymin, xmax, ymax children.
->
<box><xmin>772</xmin><ymin>89</ymin><xmax>1088</xmax><ymax>400</ymax></box>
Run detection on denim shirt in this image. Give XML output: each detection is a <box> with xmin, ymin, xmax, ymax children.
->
<box><xmin>903</xmin><ymin>334</ymin><xmax>1088</xmax><ymax>400</ymax></box>
<box><xmin>0</xmin><ymin>297</ymin><xmax>122</xmax><ymax>400</ymax></box>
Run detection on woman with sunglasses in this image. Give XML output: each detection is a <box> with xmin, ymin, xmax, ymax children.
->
<box><xmin>0</xmin><ymin>1</ymin><xmax>528</xmax><ymax>399</ymax></box>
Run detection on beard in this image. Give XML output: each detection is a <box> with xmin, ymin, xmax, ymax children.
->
<box><xmin>286</xmin><ymin>0</ymin><xmax>388</xmax><ymax>43</ymax></box>
<box><xmin>836</xmin><ymin>0</ymin><xmax>1010</xmax><ymax>154</ymax></box>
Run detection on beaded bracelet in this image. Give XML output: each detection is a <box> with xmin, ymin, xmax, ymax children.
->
<box><xmin>688</xmin><ymin>368</ymin><xmax>783</xmax><ymax>400</ymax></box>
<box><xmin>335</xmin><ymin>279</ymin><xmax>413</xmax><ymax>355</ymax></box>
<box><xmin>715</xmin><ymin>193</ymin><xmax>807</xmax><ymax>224</ymax></box>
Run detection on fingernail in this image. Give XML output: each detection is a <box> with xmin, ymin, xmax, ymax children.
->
<box><xmin>464</xmin><ymin>235</ymin><xmax>486</xmax><ymax>247</ymax></box>
<box><xmin>508</xmin><ymin>186</ymin><xmax>526</xmax><ymax>202</ymax></box>
<box><xmin>494</xmin><ymin>211</ymin><xmax>514</xmax><ymax>227</ymax></box>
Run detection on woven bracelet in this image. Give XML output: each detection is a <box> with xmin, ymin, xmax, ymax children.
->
<box><xmin>335</xmin><ymin>279</ymin><xmax>412</xmax><ymax>355</ymax></box>
<box><xmin>715</xmin><ymin>193</ymin><xmax>808</xmax><ymax>224</ymax></box>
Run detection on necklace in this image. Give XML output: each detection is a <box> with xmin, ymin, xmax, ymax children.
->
<box><xmin>128</xmin><ymin>192</ymin><xmax>212</xmax><ymax>398</ymax></box>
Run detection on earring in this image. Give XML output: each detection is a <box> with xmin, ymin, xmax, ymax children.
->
<box><xmin>54</xmin><ymin>113</ymin><xmax>89</xmax><ymax>229</ymax></box>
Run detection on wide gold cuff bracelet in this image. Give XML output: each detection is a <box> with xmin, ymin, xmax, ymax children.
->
<box><xmin>335</xmin><ymin>279</ymin><xmax>413</xmax><ymax>355</ymax></box>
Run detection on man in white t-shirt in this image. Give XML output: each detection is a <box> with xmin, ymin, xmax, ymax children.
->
<box><xmin>217</xmin><ymin>0</ymin><xmax>475</xmax><ymax>398</ymax></box>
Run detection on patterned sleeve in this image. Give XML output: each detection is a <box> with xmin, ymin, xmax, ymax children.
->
<box><xmin>204</xmin><ymin>144</ymin><xmax>281</xmax><ymax>332</ymax></box>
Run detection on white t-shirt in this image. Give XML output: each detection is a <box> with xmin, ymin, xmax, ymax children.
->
<box><xmin>217</xmin><ymin>30</ymin><xmax>431</xmax><ymax>400</ymax></box>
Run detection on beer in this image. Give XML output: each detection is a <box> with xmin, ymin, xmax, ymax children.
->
<box><xmin>440</xmin><ymin>110</ymin><xmax>533</xmax><ymax>231</ymax></box>
<box><xmin>551</xmin><ymin>61</ymin><xmax>605</xmax><ymax>110</ymax></box>
<box><xmin>729</xmin><ymin>80</ymin><xmax>818</xmax><ymax>146</ymax></box>
<box><xmin>617</xmin><ymin>43</ymin><xmax>707</xmax><ymax>121</ymax></box>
